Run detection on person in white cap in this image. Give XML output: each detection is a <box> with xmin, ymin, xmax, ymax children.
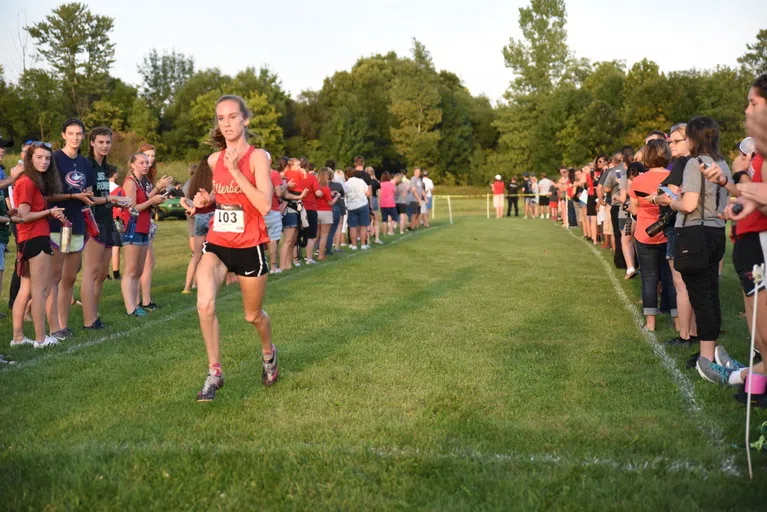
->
<box><xmin>491</xmin><ymin>174</ymin><xmax>505</xmax><ymax>219</ymax></box>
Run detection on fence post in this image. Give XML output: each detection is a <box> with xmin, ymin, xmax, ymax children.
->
<box><xmin>486</xmin><ymin>193</ymin><xmax>490</xmax><ymax>219</ymax></box>
<box><xmin>448</xmin><ymin>195</ymin><xmax>453</xmax><ymax>225</ymax></box>
<box><xmin>432</xmin><ymin>197</ymin><xmax>436</xmax><ymax>220</ymax></box>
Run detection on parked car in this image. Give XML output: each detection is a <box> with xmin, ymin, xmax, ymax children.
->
<box><xmin>155</xmin><ymin>198</ymin><xmax>187</xmax><ymax>221</ymax></box>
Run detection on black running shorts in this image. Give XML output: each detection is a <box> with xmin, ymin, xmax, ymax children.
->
<box><xmin>202</xmin><ymin>242</ymin><xmax>269</xmax><ymax>277</ymax></box>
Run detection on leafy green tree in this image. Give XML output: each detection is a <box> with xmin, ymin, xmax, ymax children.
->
<box><xmin>502</xmin><ymin>0</ymin><xmax>569</xmax><ymax>94</ymax></box>
<box><xmin>137</xmin><ymin>49</ymin><xmax>194</xmax><ymax>118</ymax></box>
<box><xmin>128</xmin><ymin>98</ymin><xmax>160</xmax><ymax>146</ymax></box>
<box><xmin>16</xmin><ymin>68</ymin><xmax>68</xmax><ymax>141</ymax></box>
<box><xmin>83</xmin><ymin>100</ymin><xmax>124</xmax><ymax>131</ymax></box>
<box><xmin>738</xmin><ymin>29</ymin><xmax>767</xmax><ymax>77</ymax></box>
<box><xmin>26</xmin><ymin>2</ymin><xmax>115</xmax><ymax>117</ymax></box>
<box><xmin>389</xmin><ymin>40</ymin><xmax>442</xmax><ymax>170</ymax></box>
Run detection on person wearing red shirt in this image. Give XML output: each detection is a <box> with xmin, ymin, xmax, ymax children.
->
<box><xmin>265</xmin><ymin>160</ymin><xmax>288</xmax><ymax>274</ymax></box>
<box><xmin>192</xmin><ymin>94</ymin><xmax>278</xmax><ymax>402</ymax></box>
<box><xmin>10</xmin><ymin>142</ymin><xmax>67</xmax><ymax>349</ymax></box>
<box><xmin>280</xmin><ymin>158</ymin><xmax>307</xmax><ymax>270</ymax></box>
<box><xmin>629</xmin><ymin>140</ymin><xmax>676</xmax><ymax>332</ymax></box>
<box><xmin>315</xmin><ymin>168</ymin><xmax>339</xmax><ymax>261</ymax></box>
<box><xmin>298</xmin><ymin>165</ymin><xmax>320</xmax><ymax>264</ymax></box>
<box><xmin>120</xmin><ymin>153</ymin><xmax>167</xmax><ymax>317</ymax></box>
<box><xmin>491</xmin><ymin>175</ymin><xmax>505</xmax><ymax>219</ymax></box>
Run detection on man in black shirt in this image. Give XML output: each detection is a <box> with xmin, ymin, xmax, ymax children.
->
<box><xmin>506</xmin><ymin>176</ymin><xmax>520</xmax><ymax>217</ymax></box>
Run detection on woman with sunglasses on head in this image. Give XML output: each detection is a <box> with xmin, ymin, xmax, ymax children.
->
<box><xmin>81</xmin><ymin>127</ymin><xmax>131</xmax><ymax>329</ymax></box>
<box><xmin>120</xmin><ymin>153</ymin><xmax>167</xmax><ymax>317</ymax></box>
<box><xmin>136</xmin><ymin>143</ymin><xmax>173</xmax><ymax>311</ymax></box>
<box><xmin>10</xmin><ymin>142</ymin><xmax>67</xmax><ymax>348</ymax></box>
<box><xmin>192</xmin><ymin>94</ymin><xmax>277</xmax><ymax>402</ymax></box>
<box><xmin>666</xmin><ymin>117</ymin><xmax>741</xmax><ymax>385</ymax></box>
<box><xmin>46</xmin><ymin>118</ymin><xmax>96</xmax><ymax>341</ymax></box>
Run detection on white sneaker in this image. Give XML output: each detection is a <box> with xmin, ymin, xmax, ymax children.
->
<box><xmin>540</xmin><ymin>214</ymin><xmax>544</xmax><ymax>219</ymax></box>
<box><xmin>305</xmin><ymin>259</ymin><xmax>317</xmax><ymax>265</ymax></box>
<box><xmin>269</xmin><ymin>268</ymin><xmax>282</xmax><ymax>274</ymax></box>
<box><xmin>524</xmin><ymin>215</ymin><xmax>528</xmax><ymax>219</ymax></box>
<box><xmin>350</xmin><ymin>245</ymin><xmax>358</xmax><ymax>251</ymax></box>
<box><xmin>9</xmin><ymin>337</ymin><xmax>34</xmax><ymax>347</ymax></box>
<box><xmin>293</xmin><ymin>259</ymin><xmax>301</xmax><ymax>267</ymax></box>
<box><xmin>33</xmin><ymin>336</ymin><xmax>60</xmax><ymax>349</ymax></box>
<box><xmin>361</xmin><ymin>244</ymin><xmax>370</xmax><ymax>250</ymax></box>
<box><xmin>375</xmin><ymin>240</ymin><xmax>384</xmax><ymax>245</ymax></box>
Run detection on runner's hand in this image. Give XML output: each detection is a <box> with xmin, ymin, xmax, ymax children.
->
<box><xmin>194</xmin><ymin>189</ymin><xmax>212</xmax><ymax>208</ymax></box>
<box><xmin>224</xmin><ymin>148</ymin><xmax>239</xmax><ymax>172</ymax></box>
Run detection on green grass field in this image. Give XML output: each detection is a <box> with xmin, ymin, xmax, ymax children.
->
<box><xmin>1</xmin><ymin>207</ymin><xmax>766</xmax><ymax>510</ymax></box>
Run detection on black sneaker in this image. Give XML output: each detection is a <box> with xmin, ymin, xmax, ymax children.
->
<box><xmin>690</xmin><ymin>336</ymin><xmax>700</xmax><ymax>344</ymax></box>
<box><xmin>113</xmin><ymin>271</ymin><xmax>121</xmax><ymax>280</ymax></box>
<box><xmin>666</xmin><ymin>336</ymin><xmax>692</xmax><ymax>347</ymax></box>
<box><xmin>686</xmin><ymin>352</ymin><xmax>700</xmax><ymax>369</ymax></box>
<box><xmin>262</xmin><ymin>345</ymin><xmax>279</xmax><ymax>387</ymax></box>
<box><xmin>141</xmin><ymin>302</ymin><xmax>159</xmax><ymax>311</ymax></box>
<box><xmin>197</xmin><ymin>371</ymin><xmax>224</xmax><ymax>402</ymax></box>
<box><xmin>84</xmin><ymin>318</ymin><xmax>105</xmax><ymax>330</ymax></box>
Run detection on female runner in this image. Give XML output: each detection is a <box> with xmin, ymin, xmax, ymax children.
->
<box><xmin>193</xmin><ymin>95</ymin><xmax>277</xmax><ymax>402</ymax></box>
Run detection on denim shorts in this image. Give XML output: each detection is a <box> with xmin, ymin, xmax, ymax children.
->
<box><xmin>282</xmin><ymin>211</ymin><xmax>299</xmax><ymax>229</ymax></box>
<box><xmin>194</xmin><ymin>212</ymin><xmax>213</xmax><ymax>237</ymax></box>
<box><xmin>664</xmin><ymin>227</ymin><xmax>676</xmax><ymax>260</ymax></box>
<box><xmin>264</xmin><ymin>210</ymin><xmax>282</xmax><ymax>241</ymax></box>
<box><xmin>427</xmin><ymin>196</ymin><xmax>433</xmax><ymax>210</ymax></box>
<box><xmin>122</xmin><ymin>232</ymin><xmax>150</xmax><ymax>246</ymax></box>
<box><xmin>0</xmin><ymin>242</ymin><xmax>6</xmax><ymax>271</ymax></box>
<box><xmin>347</xmin><ymin>205</ymin><xmax>371</xmax><ymax>228</ymax></box>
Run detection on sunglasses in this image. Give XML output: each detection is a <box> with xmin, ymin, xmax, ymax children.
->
<box><xmin>29</xmin><ymin>141</ymin><xmax>52</xmax><ymax>149</ymax></box>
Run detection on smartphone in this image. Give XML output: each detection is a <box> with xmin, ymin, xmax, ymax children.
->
<box><xmin>697</xmin><ymin>156</ymin><xmax>711</xmax><ymax>170</ymax></box>
<box><xmin>658</xmin><ymin>186</ymin><xmax>678</xmax><ymax>200</ymax></box>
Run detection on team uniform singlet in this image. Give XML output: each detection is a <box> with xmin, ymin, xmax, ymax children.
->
<box><xmin>203</xmin><ymin>146</ymin><xmax>270</xmax><ymax>277</ymax></box>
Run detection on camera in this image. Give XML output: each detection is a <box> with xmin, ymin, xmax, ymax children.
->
<box><xmin>645</xmin><ymin>210</ymin><xmax>675</xmax><ymax>238</ymax></box>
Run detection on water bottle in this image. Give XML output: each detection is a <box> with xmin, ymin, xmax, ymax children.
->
<box><xmin>82</xmin><ymin>207</ymin><xmax>100</xmax><ymax>238</ymax></box>
<box><xmin>60</xmin><ymin>220</ymin><xmax>72</xmax><ymax>254</ymax></box>
<box><xmin>125</xmin><ymin>207</ymin><xmax>139</xmax><ymax>239</ymax></box>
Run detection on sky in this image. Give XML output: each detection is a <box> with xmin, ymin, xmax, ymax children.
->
<box><xmin>1</xmin><ymin>0</ymin><xmax>765</xmax><ymax>104</ymax></box>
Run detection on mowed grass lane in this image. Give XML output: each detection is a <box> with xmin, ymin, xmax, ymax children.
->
<box><xmin>1</xmin><ymin>216</ymin><xmax>765</xmax><ymax>510</ymax></box>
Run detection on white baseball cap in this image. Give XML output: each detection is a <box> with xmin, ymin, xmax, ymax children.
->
<box><xmin>740</xmin><ymin>137</ymin><xmax>755</xmax><ymax>156</ymax></box>
<box><xmin>495</xmin><ymin>174</ymin><xmax>501</xmax><ymax>180</ymax></box>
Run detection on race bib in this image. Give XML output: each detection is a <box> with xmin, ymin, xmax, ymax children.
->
<box><xmin>213</xmin><ymin>205</ymin><xmax>244</xmax><ymax>233</ymax></box>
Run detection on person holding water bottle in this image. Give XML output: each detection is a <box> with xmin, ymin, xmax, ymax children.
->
<box><xmin>192</xmin><ymin>94</ymin><xmax>277</xmax><ymax>402</ymax></box>
<box><xmin>46</xmin><ymin>119</ymin><xmax>97</xmax><ymax>341</ymax></box>
<box><xmin>120</xmin><ymin>153</ymin><xmax>167</xmax><ymax>317</ymax></box>
<box><xmin>9</xmin><ymin>141</ymin><xmax>67</xmax><ymax>348</ymax></box>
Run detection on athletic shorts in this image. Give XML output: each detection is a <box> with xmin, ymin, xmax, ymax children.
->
<box><xmin>525</xmin><ymin>197</ymin><xmax>535</xmax><ymax>205</ymax></box>
<box><xmin>493</xmin><ymin>194</ymin><xmax>504</xmax><ymax>208</ymax></box>
<box><xmin>317</xmin><ymin>210</ymin><xmax>333</xmax><ymax>225</ymax></box>
<box><xmin>586</xmin><ymin>195</ymin><xmax>598</xmax><ymax>216</ymax></box>
<box><xmin>347</xmin><ymin>205</ymin><xmax>371</xmax><ymax>228</ymax></box>
<box><xmin>408</xmin><ymin>202</ymin><xmax>419</xmax><ymax>215</ymax></box>
<box><xmin>194</xmin><ymin>212</ymin><xmax>214</xmax><ymax>237</ymax></box>
<box><xmin>396</xmin><ymin>204</ymin><xmax>408</xmax><ymax>215</ymax></box>
<box><xmin>539</xmin><ymin>197</ymin><xmax>550</xmax><ymax>207</ymax></box>
<box><xmin>733</xmin><ymin>231</ymin><xmax>767</xmax><ymax>295</ymax></box>
<box><xmin>122</xmin><ymin>232</ymin><xmax>150</xmax><ymax>246</ymax></box>
<box><xmin>203</xmin><ymin>241</ymin><xmax>268</xmax><ymax>277</ymax></box>
<box><xmin>93</xmin><ymin>220</ymin><xmax>122</xmax><ymax>248</ymax></box>
<box><xmin>300</xmin><ymin>210</ymin><xmax>318</xmax><ymax>239</ymax></box>
<box><xmin>381</xmin><ymin>207</ymin><xmax>398</xmax><ymax>222</ymax></box>
<box><xmin>20</xmin><ymin>236</ymin><xmax>53</xmax><ymax>262</ymax></box>
<box><xmin>264</xmin><ymin>210</ymin><xmax>282</xmax><ymax>241</ymax></box>
<box><xmin>282</xmin><ymin>211</ymin><xmax>299</xmax><ymax>229</ymax></box>
<box><xmin>50</xmin><ymin>232</ymin><xmax>85</xmax><ymax>253</ymax></box>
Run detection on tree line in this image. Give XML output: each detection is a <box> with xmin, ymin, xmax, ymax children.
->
<box><xmin>1</xmin><ymin>1</ymin><xmax>765</xmax><ymax>183</ymax></box>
